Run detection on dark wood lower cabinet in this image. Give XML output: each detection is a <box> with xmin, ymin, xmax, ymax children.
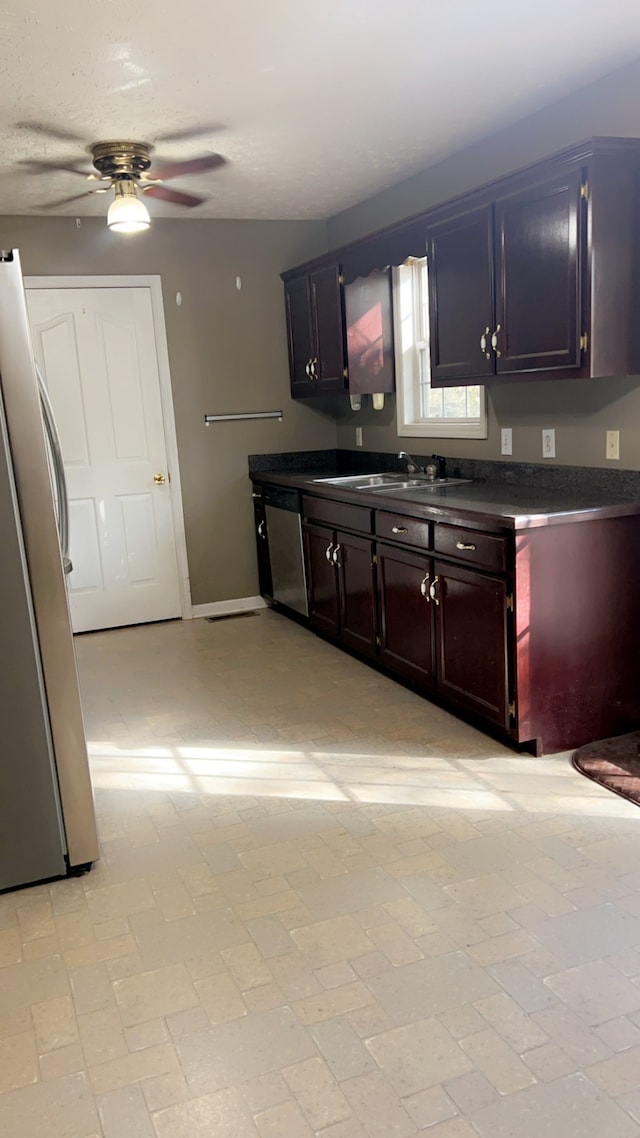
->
<box><xmin>304</xmin><ymin>522</ymin><xmax>339</xmax><ymax>637</ymax></box>
<box><xmin>303</xmin><ymin>522</ymin><xmax>376</xmax><ymax>656</ymax></box>
<box><xmin>377</xmin><ymin>546</ymin><xmax>509</xmax><ymax>728</ymax></box>
<box><xmin>252</xmin><ymin>495</ymin><xmax>272</xmax><ymax>600</ymax></box>
<box><xmin>291</xmin><ymin>488</ymin><xmax>640</xmax><ymax>755</ymax></box>
<box><xmin>433</xmin><ymin>560</ymin><xmax>509</xmax><ymax>730</ymax></box>
<box><xmin>337</xmin><ymin>532</ymin><xmax>377</xmax><ymax>657</ymax></box>
<box><xmin>377</xmin><ymin>544</ymin><xmax>435</xmax><ymax>688</ymax></box>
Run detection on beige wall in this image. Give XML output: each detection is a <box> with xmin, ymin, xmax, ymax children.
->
<box><xmin>8</xmin><ymin>59</ymin><xmax>640</xmax><ymax>609</ymax></box>
<box><xmin>0</xmin><ymin>215</ymin><xmax>333</xmax><ymax>605</ymax></box>
<box><xmin>328</xmin><ymin>58</ymin><xmax>640</xmax><ymax>470</ymax></box>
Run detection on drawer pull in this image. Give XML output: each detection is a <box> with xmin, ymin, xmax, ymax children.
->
<box><xmin>391</xmin><ymin>525</ymin><xmax>408</xmax><ymax>534</ymax></box>
<box><xmin>332</xmin><ymin>544</ymin><xmax>341</xmax><ymax>568</ymax></box>
<box><xmin>420</xmin><ymin>572</ymin><xmax>430</xmax><ymax>600</ymax></box>
<box><xmin>456</xmin><ymin>540</ymin><xmax>476</xmax><ymax>551</ymax></box>
<box><xmin>429</xmin><ymin>576</ymin><xmax>440</xmax><ymax>606</ymax></box>
<box><xmin>325</xmin><ymin>542</ymin><xmax>334</xmax><ymax>563</ymax></box>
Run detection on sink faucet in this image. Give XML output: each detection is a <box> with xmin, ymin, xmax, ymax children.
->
<box><xmin>398</xmin><ymin>451</ymin><xmax>422</xmax><ymax>474</ymax></box>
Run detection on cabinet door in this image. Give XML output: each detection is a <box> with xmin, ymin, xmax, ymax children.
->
<box><xmin>336</xmin><ymin>531</ymin><xmax>377</xmax><ymax>658</ymax></box>
<box><xmin>253</xmin><ymin>497</ymin><xmax>272</xmax><ymax>599</ymax></box>
<box><xmin>310</xmin><ymin>265</ymin><xmax>347</xmax><ymax>391</ymax></box>
<box><xmin>285</xmin><ymin>275</ymin><xmax>315</xmax><ymax>396</ymax></box>
<box><xmin>427</xmin><ymin>205</ymin><xmax>495</xmax><ymax>385</ymax></box>
<box><xmin>494</xmin><ymin>170</ymin><xmax>583</xmax><ymax>374</ymax></box>
<box><xmin>303</xmin><ymin>522</ymin><xmax>339</xmax><ymax>636</ymax></box>
<box><xmin>377</xmin><ymin>544</ymin><xmax>435</xmax><ymax>689</ymax></box>
<box><xmin>433</xmin><ymin>560</ymin><xmax>509</xmax><ymax>728</ymax></box>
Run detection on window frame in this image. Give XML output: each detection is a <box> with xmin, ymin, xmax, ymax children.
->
<box><xmin>393</xmin><ymin>259</ymin><xmax>488</xmax><ymax>440</ymax></box>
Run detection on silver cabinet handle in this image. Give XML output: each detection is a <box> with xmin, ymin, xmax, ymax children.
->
<box><xmin>456</xmin><ymin>540</ymin><xmax>476</xmax><ymax>551</ymax></box>
<box><xmin>391</xmin><ymin>525</ymin><xmax>408</xmax><ymax>534</ymax></box>
<box><xmin>258</xmin><ymin>520</ymin><xmax>267</xmax><ymax>539</ymax></box>
<box><xmin>251</xmin><ymin>491</ymin><xmax>262</xmax><ymax>499</ymax></box>
<box><xmin>429</xmin><ymin>576</ymin><xmax>440</xmax><ymax>605</ymax></box>
<box><xmin>332</xmin><ymin>543</ymin><xmax>341</xmax><ymax>568</ymax></box>
<box><xmin>491</xmin><ymin>324</ymin><xmax>502</xmax><ymax>358</ymax></box>
<box><xmin>305</xmin><ymin>359</ymin><xmax>311</xmax><ymax>378</ymax></box>
<box><xmin>480</xmin><ymin>325</ymin><xmax>491</xmax><ymax>359</ymax></box>
<box><xmin>309</xmin><ymin>357</ymin><xmax>319</xmax><ymax>380</ymax></box>
<box><xmin>325</xmin><ymin>542</ymin><xmax>334</xmax><ymax>563</ymax></box>
<box><xmin>420</xmin><ymin>572</ymin><xmax>430</xmax><ymax>600</ymax></box>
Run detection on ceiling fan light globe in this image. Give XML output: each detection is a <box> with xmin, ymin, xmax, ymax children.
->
<box><xmin>107</xmin><ymin>184</ymin><xmax>150</xmax><ymax>233</ymax></box>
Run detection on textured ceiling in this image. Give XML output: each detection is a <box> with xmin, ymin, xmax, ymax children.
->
<box><xmin>1</xmin><ymin>1</ymin><xmax>640</xmax><ymax>221</ymax></box>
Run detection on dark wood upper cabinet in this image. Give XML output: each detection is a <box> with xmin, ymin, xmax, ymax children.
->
<box><xmin>284</xmin><ymin>137</ymin><xmax>640</xmax><ymax>390</ymax></box>
<box><xmin>427</xmin><ymin>170</ymin><xmax>586</xmax><ymax>386</ymax></box>
<box><xmin>284</xmin><ymin>264</ymin><xmax>347</xmax><ymax>397</ymax></box>
<box><xmin>344</xmin><ymin>270</ymin><xmax>395</xmax><ymax>396</ymax></box>
<box><xmin>310</xmin><ymin>266</ymin><xmax>347</xmax><ymax>391</ymax></box>
<box><xmin>427</xmin><ymin>205</ymin><xmax>495</xmax><ymax>384</ymax></box>
<box><xmin>494</xmin><ymin>170</ymin><xmax>583</xmax><ymax>374</ymax></box>
<box><xmin>284</xmin><ymin>275</ymin><xmax>315</xmax><ymax>397</ymax></box>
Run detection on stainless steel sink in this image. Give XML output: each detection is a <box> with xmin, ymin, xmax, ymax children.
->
<box><xmin>313</xmin><ymin>473</ymin><xmax>396</xmax><ymax>488</ymax></box>
<box><xmin>370</xmin><ymin>477</ymin><xmax>472</xmax><ymax>492</ymax></box>
<box><xmin>313</xmin><ymin>472</ymin><xmax>471</xmax><ymax>491</ymax></box>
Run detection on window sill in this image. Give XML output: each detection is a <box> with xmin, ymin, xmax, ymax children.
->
<box><xmin>398</xmin><ymin>421</ymin><xmax>488</xmax><ymax>440</ymax></box>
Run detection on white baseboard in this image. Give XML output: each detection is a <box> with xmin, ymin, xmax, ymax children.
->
<box><xmin>190</xmin><ymin>596</ymin><xmax>268</xmax><ymax>620</ymax></box>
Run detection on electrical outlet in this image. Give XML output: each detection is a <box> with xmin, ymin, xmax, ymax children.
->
<box><xmin>542</xmin><ymin>428</ymin><xmax>556</xmax><ymax>459</ymax></box>
<box><xmin>355</xmin><ymin>427</ymin><xmax>363</xmax><ymax>447</ymax></box>
<box><xmin>501</xmin><ymin>428</ymin><xmax>513</xmax><ymax>456</ymax></box>
<box><xmin>606</xmin><ymin>429</ymin><xmax>620</xmax><ymax>460</ymax></box>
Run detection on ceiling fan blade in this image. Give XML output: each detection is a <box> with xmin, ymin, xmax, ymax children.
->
<box><xmin>38</xmin><ymin>191</ymin><xmax>97</xmax><ymax>209</ymax></box>
<box><xmin>142</xmin><ymin>184</ymin><xmax>206</xmax><ymax>208</ymax></box>
<box><xmin>155</xmin><ymin>123</ymin><xmax>225</xmax><ymax>144</ymax></box>
<box><xmin>151</xmin><ymin>153</ymin><xmax>226</xmax><ymax>181</ymax></box>
<box><xmin>19</xmin><ymin>158</ymin><xmax>92</xmax><ymax>178</ymax></box>
<box><xmin>13</xmin><ymin>120</ymin><xmax>87</xmax><ymax>143</ymax></box>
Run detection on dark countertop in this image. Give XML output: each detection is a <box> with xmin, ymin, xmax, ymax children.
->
<box><xmin>251</xmin><ymin>467</ymin><xmax>640</xmax><ymax>530</ymax></box>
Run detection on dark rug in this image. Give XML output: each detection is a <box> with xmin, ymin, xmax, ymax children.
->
<box><xmin>572</xmin><ymin>732</ymin><xmax>640</xmax><ymax>807</ymax></box>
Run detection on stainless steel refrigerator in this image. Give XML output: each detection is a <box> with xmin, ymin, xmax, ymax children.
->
<box><xmin>0</xmin><ymin>250</ymin><xmax>99</xmax><ymax>892</ymax></box>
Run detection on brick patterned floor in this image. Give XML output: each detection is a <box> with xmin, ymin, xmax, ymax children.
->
<box><xmin>1</xmin><ymin>610</ymin><xmax>639</xmax><ymax>1137</ymax></box>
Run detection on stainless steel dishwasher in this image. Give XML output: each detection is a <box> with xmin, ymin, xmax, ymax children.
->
<box><xmin>263</xmin><ymin>485</ymin><xmax>309</xmax><ymax>617</ymax></box>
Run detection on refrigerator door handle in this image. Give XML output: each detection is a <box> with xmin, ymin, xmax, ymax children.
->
<box><xmin>36</xmin><ymin>364</ymin><xmax>71</xmax><ymax>569</ymax></box>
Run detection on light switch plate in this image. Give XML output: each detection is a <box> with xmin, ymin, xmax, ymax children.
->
<box><xmin>501</xmin><ymin>428</ymin><xmax>513</xmax><ymax>456</ymax></box>
<box><xmin>542</xmin><ymin>428</ymin><xmax>556</xmax><ymax>459</ymax></box>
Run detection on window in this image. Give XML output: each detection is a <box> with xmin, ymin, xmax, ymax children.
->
<box><xmin>393</xmin><ymin>257</ymin><xmax>487</xmax><ymax>439</ymax></box>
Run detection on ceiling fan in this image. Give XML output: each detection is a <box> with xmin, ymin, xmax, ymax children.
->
<box><xmin>22</xmin><ymin>135</ymin><xmax>226</xmax><ymax>232</ymax></box>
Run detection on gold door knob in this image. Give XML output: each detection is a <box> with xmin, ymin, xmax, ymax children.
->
<box><xmin>153</xmin><ymin>473</ymin><xmax>166</xmax><ymax>485</ymax></box>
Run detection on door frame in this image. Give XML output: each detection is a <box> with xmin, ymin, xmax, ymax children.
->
<box><xmin>24</xmin><ymin>274</ymin><xmax>192</xmax><ymax>619</ymax></box>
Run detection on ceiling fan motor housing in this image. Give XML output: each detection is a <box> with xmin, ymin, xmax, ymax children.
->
<box><xmin>91</xmin><ymin>141</ymin><xmax>152</xmax><ymax>181</ymax></box>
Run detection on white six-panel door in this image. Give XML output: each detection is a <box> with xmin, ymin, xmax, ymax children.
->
<box><xmin>26</xmin><ymin>286</ymin><xmax>182</xmax><ymax>633</ymax></box>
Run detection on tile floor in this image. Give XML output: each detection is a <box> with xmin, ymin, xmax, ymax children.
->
<box><xmin>2</xmin><ymin>609</ymin><xmax>640</xmax><ymax>1137</ymax></box>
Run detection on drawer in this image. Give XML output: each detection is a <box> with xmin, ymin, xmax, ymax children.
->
<box><xmin>375</xmin><ymin>511</ymin><xmax>432</xmax><ymax>549</ymax></box>
<box><xmin>303</xmin><ymin>494</ymin><xmax>373</xmax><ymax>535</ymax></box>
<box><xmin>434</xmin><ymin>523</ymin><xmax>507</xmax><ymax>572</ymax></box>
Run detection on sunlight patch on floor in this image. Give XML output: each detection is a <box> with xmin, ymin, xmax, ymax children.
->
<box><xmin>86</xmin><ymin>738</ymin><xmax>637</xmax><ymax>818</ymax></box>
